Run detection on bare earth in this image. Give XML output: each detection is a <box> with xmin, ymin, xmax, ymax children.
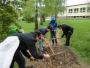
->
<box><xmin>25</xmin><ymin>31</ymin><xmax>90</xmax><ymax>68</ymax></box>
<box><xmin>25</xmin><ymin>44</ymin><xmax>90</xmax><ymax>68</ymax></box>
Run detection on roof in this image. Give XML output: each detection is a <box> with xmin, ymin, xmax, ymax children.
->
<box><xmin>66</xmin><ymin>2</ymin><xmax>90</xmax><ymax>7</ymax></box>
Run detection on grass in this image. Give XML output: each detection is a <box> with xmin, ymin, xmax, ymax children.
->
<box><xmin>58</xmin><ymin>19</ymin><xmax>90</xmax><ymax>64</ymax></box>
<box><xmin>17</xmin><ymin>21</ymin><xmax>35</xmax><ymax>32</ymax></box>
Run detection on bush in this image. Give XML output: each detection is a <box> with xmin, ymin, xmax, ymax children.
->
<box><xmin>0</xmin><ymin>4</ymin><xmax>18</xmax><ymax>41</ymax></box>
<box><xmin>24</xmin><ymin>16</ymin><xmax>35</xmax><ymax>23</ymax></box>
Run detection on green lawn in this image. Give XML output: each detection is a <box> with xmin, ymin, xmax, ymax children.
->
<box><xmin>58</xmin><ymin>19</ymin><xmax>90</xmax><ymax>64</ymax></box>
<box><xmin>17</xmin><ymin>19</ymin><xmax>90</xmax><ymax>65</ymax></box>
<box><xmin>17</xmin><ymin>21</ymin><xmax>35</xmax><ymax>32</ymax></box>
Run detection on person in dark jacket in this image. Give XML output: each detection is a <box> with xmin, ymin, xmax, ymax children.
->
<box><xmin>36</xmin><ymin>27</ymin><xmax>50</xmax><ymax>36</ymax></box>
<box><xmin>49</xmin><ymin>17</ymin><xmax>57</xmax><ymax>45</ymax></box>
<box><xmin>10</xmin><ymin>31</ymin><xmax>50</xmax><ymax>68</ymax></box>
<box><xmin>58</xmin><ymin>24</ymin><xmax>73</xmax><ymax>47</ymax></box>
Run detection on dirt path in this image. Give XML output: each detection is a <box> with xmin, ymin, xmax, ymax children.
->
<box><xmin>25</xmin><ymin>30</ymin><xmax>90</xmax><ymax>68</ymax></box>
<box><xmin>25</xmin><ymin>45</ymin><xmax>81</xmax><ymax>68</ymax></box>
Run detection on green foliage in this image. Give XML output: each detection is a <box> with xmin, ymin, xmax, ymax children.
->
<box><xmin>0</xmin><ymin>4</ymin><xmax>18</xmax><ymax>41</ymax></box>
<box><xmin>18</xmin><ymin>21</ymin><xmax>35</xmax><ymax>32</ymax></box>
<box><xmin>43</xmin><ymin>0</ymin><xmax>65</xmax><ymax>16</ymax></box>
<box><xmin>22</xmin><ymin>0</ymin><xmax>35</xmax><ymax>22</ymax></box>
<box><xmin>22</xmin><ymin>0</ymin><xmax>65</xmax><ymax>20</ymax></box>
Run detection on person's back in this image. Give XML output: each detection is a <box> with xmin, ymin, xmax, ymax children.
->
<box><xmin>11</xmin><ymin>32</ymin><xmax>36</xmax><ymax>51</ymax></box>
<box><xmin>12</xmin><ymin>31</ymin><xmax>45</xmax><ymax>58</ymax></box>
<box><xmin>61</xmin><ymin>24</ymin><xmax>73</xmax><ymax>35</ymax></box>
<box><xmin>38</xmin><ymin>28</ymin><xmax>49</xmax><ymax>36</ymax></box>
<box><xmin>58</xmin><ymin>24</ymin><xmax>74</xmax><ymax>47</ymax></box>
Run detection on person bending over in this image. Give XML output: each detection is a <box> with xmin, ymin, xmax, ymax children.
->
<box><xmin>58</xmin><ymin>24</ymin><xmax>73</xmax><ymax>47</ymax></box>
<box><xmin>10</xmin><ymin>31</ymin><xmax>50</xmax><ymax>68</ymax></box>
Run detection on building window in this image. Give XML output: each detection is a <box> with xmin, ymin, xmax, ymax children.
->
<box><xmin>68</xmin><ymin>9</ymin><xmax>73</xmax><ymax>13</ymax></box>
<box><xmin>80</xmin><ymin>7</ymin><xmax>86</xmax><ymax>12</ymax></box>
<box><xmin>74</xmin><ymin>8</ymin><xmax>78</xmax><ymax>13</ymax></box>
<box><xmin>80</xmin><ymin>8</ymin><xmax>82</xmax><ymax>12</ymax></box>
<box><xmin>87</xmin><ymin>7</ymin><xmax>90</xmax><ymax>12</ymax></box>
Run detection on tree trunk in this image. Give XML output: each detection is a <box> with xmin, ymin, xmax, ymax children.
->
<box><xmin>55</xmin><ymin>11</ymin><xmax>57</xmax><ymax>21</ymax></box>
<box><xmin>34</xmin><ymin>5</ymin><xmax>38</xmax><ymax>30</ymax></box>
<box><xmin>40</xmin><ymin>14</ymin><xmax>45</xmax><ymax>25</ymax></box>
<box><xmin>54</xmin><ymin>8</ymin><xmax>58</xmax><ymax>21</ymax></box>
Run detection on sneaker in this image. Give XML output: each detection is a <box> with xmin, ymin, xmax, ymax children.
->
<box><xmin>65</xmin><ymin>46</ymin><xmax>70</xmax><ymax>48</ymax></box>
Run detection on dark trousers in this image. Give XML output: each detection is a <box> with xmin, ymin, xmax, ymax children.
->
<box><xmin>65</xmin><ymin>33</ymin><xmax>72</xmax><ymax>46</ymax></box>
<box><xmin>10</xmin><ymin>50</ymin><xmax>25</xmax><ymax>68</ymax></box>
<box><xmin>50</xmin><ymin>31</ymin><xmax>57</xmax><ymax>44</ymax></box>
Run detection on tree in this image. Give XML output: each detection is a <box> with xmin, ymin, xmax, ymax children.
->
<box><xmin>0</xmin><ymin>1</ymin><xmax>18</xmax><ymax>41</ymax></box>
<box><xmin>22</xmin><ymin>0</ymin><xmax>66</xmax><ymax>30</ymax></box>
<box><xmin>23</xmin><ymin>0</ymin><xmax>35</xmax><ymax>23</ymax></box>
<box><xmin>43</xmin><ymin>0</ymin><xmax>65</xmax><ymax>20</ymax></box>
<box><xmin>22</xmin><ymin>0</ymin><xmax>39</xmax><ymax>30</ymax></box>
<box><xmin>87</xmin><ymin>1</ymin><xmax>90</xmax><ymax>10</ymax></box>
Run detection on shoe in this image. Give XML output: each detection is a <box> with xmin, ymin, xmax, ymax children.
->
<box><xmin>65</xmin><ymin>46</ymin><xmax>70</xmax><ymax>48</ymax></box>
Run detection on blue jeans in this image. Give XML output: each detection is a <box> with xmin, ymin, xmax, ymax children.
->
<box><xmin>38</xmin><ymin>40</ymin><xmax>44</xmax><ymax>54</ymax></box>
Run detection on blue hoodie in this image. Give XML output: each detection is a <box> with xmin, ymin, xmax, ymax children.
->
<box><xmin>49</xmin><ymin>20</ymin><xmax>57</xmax><ymax>31</ymax></box>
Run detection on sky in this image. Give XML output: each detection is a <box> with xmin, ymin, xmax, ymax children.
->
<box><xmin>66</xmin><ymin>0</ymin><xmax>89</xmax><ymax>6</ymax></box>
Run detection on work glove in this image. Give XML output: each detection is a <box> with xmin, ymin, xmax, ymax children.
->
<box><xmin>30</xmin><ymin>56</ymin><xmax>35</xmax><ymax>61</ymax></box>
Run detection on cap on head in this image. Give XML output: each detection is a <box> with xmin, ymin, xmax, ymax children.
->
<box><xmin>57</xmin><ymin>24</ymin><xmax>62</xmax><ymax>28</ymax></box>
<box><xmin>51</xmin><ymin>16</ymin><xmax>56</xmax><ymax>21</ymax></box>
<box><xmin>35</xmin><ymin>30</ymin><xmax>42</xmax><ymax>36</ymax></box>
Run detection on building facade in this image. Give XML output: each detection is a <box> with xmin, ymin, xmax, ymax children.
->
<box><xmin>59</xmin><ymin>3</ymin><xmax>90</xmax><ymax>18</ymax></box>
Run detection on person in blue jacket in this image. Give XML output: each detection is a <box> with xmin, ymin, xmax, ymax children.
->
<box><xmin>49</xmin><ymin>16</ymin><xmax>57</xmax><ymax>45</ymax></box>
